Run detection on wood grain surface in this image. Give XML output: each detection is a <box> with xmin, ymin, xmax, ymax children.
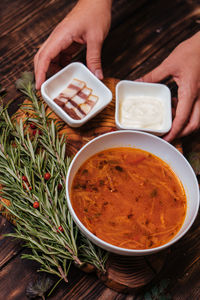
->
<box><xmin>1</xmin><ymin>0</ymin><xmax>200</xmax><ymax>299</ymax></box>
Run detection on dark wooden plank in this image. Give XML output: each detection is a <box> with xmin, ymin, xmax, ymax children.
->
<box><xmin>0</xmin><ymin>249</ymin><xmax>41</xmax><ymax>300</ymax></box>
<box><xmin>0</xmin><ymin>0</ymin><xmax>76</xmax><ymax>36</ymax></box>
<box><xmin>0</xmin><ymin>216</ymin><xmax>22</xmax><ymax>269</ymax></box>
<box><xmin>103</xmin><ymin>0</ymin><xmax>200</xmax><ymax>79</ymax></box>
<box><xmin>51</xmin><ymin>272</ymin><xmax>119</xmax><ymax>300</ymax></box>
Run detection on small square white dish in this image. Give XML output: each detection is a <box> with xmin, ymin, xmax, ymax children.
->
<box><xmin>41</xmin><ymin>62</ymin><xmax>112</xmax><ymax>127</ymax></box>
<box><xmin>115</xmin><ymin>80</ymin><xmax>172</xmax><ymax>136</ymax></box>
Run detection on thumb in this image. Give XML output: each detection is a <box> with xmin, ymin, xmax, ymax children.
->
<box><xmin>86</xmin><ymin>38</ymin><xmax>103</xmax><ymax>80</ymax></box>
<box><xmin>141</xmin><ymin>60</ymin><xmax>170</xmax><ymax>83</ymax></box>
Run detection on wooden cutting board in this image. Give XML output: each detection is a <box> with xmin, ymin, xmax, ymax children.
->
<box><xmin>1</xmin><ymin>77</ymin><xmax>182</xmax><ymax>293</ymax></box>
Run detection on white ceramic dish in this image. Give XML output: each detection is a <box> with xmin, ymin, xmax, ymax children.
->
<box><xmin>66</xmin><ymin>130</ymin><xmax>199</xmax><ymax>256</ymax></box>
<box><xmin>41</xmin><ymin>62</ymin><xmax>112</xmax><ymax>127</ymax></box>
<box><xmin>115</xmin><ymin>80</ymin><xmax>172</xmax><ymax>136</ymax></box>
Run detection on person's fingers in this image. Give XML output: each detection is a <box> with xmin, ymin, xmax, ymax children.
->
<box><xmin>34</xmin><ymin>37</ymin><xmax>73</xmax><ymax>89</ymax></box>
<box><xmin>140</xmin><ymin>59</ymin><xmax>171</xmax><ymax>83</ymax></box>
<box><xmin>163</xmin><ymin>81</ymin><xmax>197</xmax><ymax>142</ymax></box>
<box><xmin>34</xmin><ymin>47</ymin><xmax>55</xmax><ymax>90</ymax></box>
<box><xmin>34</xmin><ymin>41</ymin><xmax>50</xmax><ymax>89</ymax></box>
<box><xmin>86</xmin><ymin>37</ymin><xmax>103</xmax><ymax>80</ymax></box>
<box><xmin>177</xmin><ymin>96</ymin><xmax>200</xmax><ymax>138</ymax></box>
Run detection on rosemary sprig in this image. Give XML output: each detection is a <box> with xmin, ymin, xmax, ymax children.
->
<box><xmin>0</xmin><ymin>72</ymin><xmax>108</xmax><ymax>284</ymax></box>
<box><xmin>79</xmin><ymin>235</ymin><xmax>109</xmax><ymax>273</ymax></box>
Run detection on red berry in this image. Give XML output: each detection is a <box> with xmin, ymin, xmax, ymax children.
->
<box><xmin>30</xmin><ymin>123</ymin><xmax>37</xmax><ymax>129</ymax></box>
<box><xmin>57</xmin><ymin>183</ymin><xmax>62</xmax><ymax>191</ymax></box>
<box><xmin>57</xmin><ymin>226</ymin><xmax>64</xmax><ymax>233</ymax></box>
<box><xmin>33</xmin><ymin>201</ymin><xmax>39</xmax><ymax>208</ymax></box>
<box><xmin>29</xmin><ymin>186</ymin><xmax>32</xmax><ymax>191</ymax></box>
<box><xmin>22</xmin><ymin>175</ymin><xmax>28</xmax><ymax>182</ymax></box>
<box><xmin>44</xmin><ymin>172</ymin><xmax>51</xmax><ymax>181</ymax></box>
<box><xmin>32</xmin><ymin>129</ymin><xmax>42</xmax><ymax>136</ymax></box>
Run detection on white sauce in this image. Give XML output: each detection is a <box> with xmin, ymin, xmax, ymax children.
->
<box><xmin>119</xmin><ymin>96</ymin><xmax>164</xmax><ymax>130</ymax></box>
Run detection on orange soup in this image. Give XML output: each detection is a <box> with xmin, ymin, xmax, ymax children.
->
<box><xmin>71</xmin><ymin>147</ymin><xmax>187</xmax><ymax>249</ymax></box>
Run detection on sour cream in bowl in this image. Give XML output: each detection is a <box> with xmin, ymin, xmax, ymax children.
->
<box><xmin>115</xmin><ymin>80</ymin><xmax>172</xmax><ymax>136</ymax></box>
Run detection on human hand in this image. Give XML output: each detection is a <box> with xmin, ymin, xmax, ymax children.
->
<box><xmin>140</xmin><ymin>31</ymin><xmax>200</xmax><ymax>142</ymax></box>
<box><xmin>34</xmin><ymin>0</ymin><xmax>112</xmax><ymax>89</ymax></box>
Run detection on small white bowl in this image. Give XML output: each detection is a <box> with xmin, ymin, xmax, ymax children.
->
<box><xmin>41</xmin><ymin>62</ymin><xmax>112</xmax><ymax>127</ymax></box>
<box><xmin>115</xmin><ymin>80</ymin><xmax>172</xmax><ymax>136</ymax></box>
<box><xmin>66</xmin><ymin>130</ymin><xmax>199</xmax><ymax>256</ymax></box>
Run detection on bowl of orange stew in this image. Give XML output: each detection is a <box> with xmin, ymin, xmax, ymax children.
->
<box><xmin>66</xmin><ymin>131</ymin><xmax>199</xmax><ymax>256</ymax></box>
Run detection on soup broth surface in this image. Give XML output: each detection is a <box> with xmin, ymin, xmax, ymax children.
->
<box><xmin>71</xmin><ymin>147</ymin><xmax>187</xmax><ymax>249</ymax></box>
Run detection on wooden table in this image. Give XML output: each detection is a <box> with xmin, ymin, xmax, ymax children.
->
<box><xmin>0</xmin><ymin>0</ymin><xmax>200</xmax><ymax>299</ymax></box>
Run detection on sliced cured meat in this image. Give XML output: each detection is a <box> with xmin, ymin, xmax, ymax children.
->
<box><xmin>53</xmin><ymin>78</ymin><xmax>99</xmax><ymax>121</ymax></box>
<box><xmin>64</xmin><ymin>101</ymin><xmax>85</xmax><ymax>120</ymax></box>
<box><xmin>59</xmin><ymin>78</ymin><xmax>85</xmax><ymax>99</ymax></box>
<box><xmin>86</xmin><ymin>94</ymin><xmax>98</xmax><ymax>107</ymax></box>
<box><xmin>78</xmin><ymin>87</ymin><xmax>92</xmax><ymax>100</ymax></box>
<box><xmin>79</xmin><ymin>103</ymin><xmax>91</xmax><ymax>115</ymax></box>
<box><xmin>54</xmin><ymin>96</ymin><xmax>68</xmax><ymax>107</ymax></box>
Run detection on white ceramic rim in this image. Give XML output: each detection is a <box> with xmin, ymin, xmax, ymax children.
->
<box><xmin>115</xmin><ymin>80</ymin><xmax>172</xmax><ymax>135</ymax></box>
<box><xmin>41</xmin><ymin>62</ymin><xmax>113</xmax><ymax>127</ymax></box>
<box><xmin>66</xmin><ymin>130</ymin><xmax>199</xmax><ymax>255</ymax></box>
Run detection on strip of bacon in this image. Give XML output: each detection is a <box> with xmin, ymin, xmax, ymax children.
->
<box><xmin>62</xmin><ymin>78</ymin><xmax>86</xmax><ymax>98</ymax></box>
<box><xmin>71</xmin><ymin>94</ymin><xmax>85</xmax><ymax>106</ymax></box>
<box><xmin>86</xmin><ymin>94</ymin><xmax>98</xmax><ymax>107</ymax></box>
<box><xmin>80</xmin><ymin>94</ymin><xmax>99</xmax><ymax>115</ymax></box>
<box><xmin>78</xmin><ymin>87</ymin><xmax>92</xmax><ymax>100</ymax></box>
<box><xmin>79</xmin><ymin>103</ymin><xmax>91</xmax><ymax>115</ymax></box>
<box><xmin>54</xmin><ymin>96</ymin><xmax>68</xmax><ymax>107</ymax></box>
<box><xmin>68</xmin><ymin>98</ymin><xmax>87</xmax><ymax>116</ymax></box>
<box><xmin>63</xmin><ymin>101</ymin><xmax>85</xmax><ymax>120</ymax></box>
<box><xmin>71</xmin><ymin>87</ymin><xmax>92</xmax><ymax>106</ymax></box>
<box><xmin>53</xmin><ymin>78</ymin><xmax>99</xmax><ymax>121</ymax></box>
